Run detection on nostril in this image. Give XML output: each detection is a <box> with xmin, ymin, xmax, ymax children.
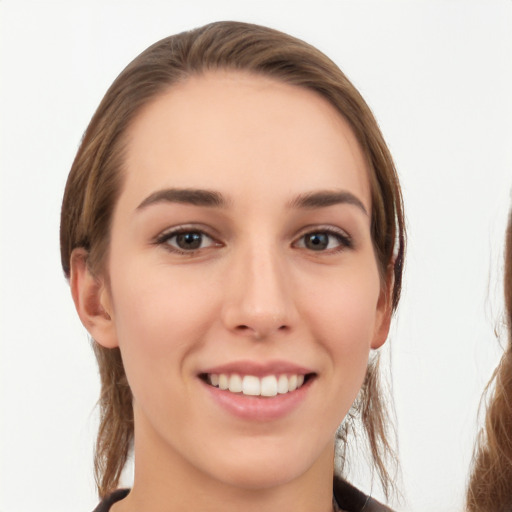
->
<box><xmin>234</xmin><ymin>324</ymin><xmax>266</xmax><ymax>340</ymax></box>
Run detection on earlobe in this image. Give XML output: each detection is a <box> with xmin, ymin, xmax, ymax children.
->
<box><xmin>69</xmin><ymin>248</ymin><xmax>118</xmax><ymax>348</ymax></box>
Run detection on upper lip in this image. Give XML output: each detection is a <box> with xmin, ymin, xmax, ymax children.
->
<box><xmin>199</xmin><ymin>360</ymin><xmax>315</xmax><ymax>377</ymax></box>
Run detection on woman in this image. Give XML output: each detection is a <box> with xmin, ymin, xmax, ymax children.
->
<box><xmin>60</xmin><ymin>21</ymin><xmax>405</xmax><ymax>512</ymax></box>
<box><xmin>466</xmin><ymin>213</ymin><xmax>512</xmax><ymax>512</ymax></box>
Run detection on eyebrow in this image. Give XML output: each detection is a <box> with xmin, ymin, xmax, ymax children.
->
<box><xmin>288</xmin><ymin>190</ymin><xmax>368</xmax><ymax>216</ymax></box>
<box><xmin>136</xmin><ymin>187</ymin><xmax>367</xmax><ymax>216</ymax></box>
<box><xmin>136</xmin><ymin>188</ymin><xmax>227</xmax><ymax>210</ymax></box>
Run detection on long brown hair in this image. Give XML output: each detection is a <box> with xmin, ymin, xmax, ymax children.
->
<box><xmin>60</xmin><ymin>21</ymin><xmax>406</xmax><ymax>500</ymax></box>
<box><xmin>466</xmin><ymin>213</ymin><xmax>512</xmax><ymax>512</ymax></box>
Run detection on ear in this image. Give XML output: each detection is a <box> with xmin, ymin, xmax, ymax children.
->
<box><xmin>69</xmin><ymin>248</ymin><xmax>118</xmax><ymax>348</ymax></box>
<box><xmin>371</xmin><ymin>267</ymin><xmax>394</xmax><ymax>350</ymax></box>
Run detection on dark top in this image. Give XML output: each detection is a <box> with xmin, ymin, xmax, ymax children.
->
<box><xmin>92</xmin><ymin>478</ymin><xmax>393</xmax><ymax>512</ymax></box>
<box><xmin>92</xmin><ymin>489</ymin><xmax>130</xmax><ymax>512</ymax></box>
<box><xmin>333</xmin><ymin>478</ymin><xmax>393</xmax><ymax>512</ymax></box>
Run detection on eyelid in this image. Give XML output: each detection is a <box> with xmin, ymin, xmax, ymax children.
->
<box><xmin>154</xmin><ymin>223</ymin><xmax>216</xmax><ymax>240</ymax></box>
<box><xmin>293</xmin><ymin>225</ymin><xmax>353</xmax><ymax>251</ymax></box>
<box><xmin>153</xmin><ymin>224</ymin><xmax>222</xmax><ymax>254</ymax></box>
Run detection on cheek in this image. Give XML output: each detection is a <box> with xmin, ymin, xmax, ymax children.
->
<box><xmin>307</xmin><ymin>267</ymin><xmax>381</xmax><ymax>343</ymax></box>
<box><xmin>107</xmin><ymin>267</ymin><xmax>221</xmax><ymax>431</ymax></box>
<box><xmin>299</xmin><ymin>260</ymin><xmax>381</xmax><ymax>384</ymax></box>
<box><xmin>112</xmin><ymin>257</ymin><xmax>213</xmax><ymax>338</ymax></box>
<box><xmin>108</xmin><ymin>261</ymin><xmax>218</xmax><ymax>387</ymax></box>
<box><xmin>297</xmin><ymin>267</ymin><xmax>381</xmax><ymax>433</ymax></box>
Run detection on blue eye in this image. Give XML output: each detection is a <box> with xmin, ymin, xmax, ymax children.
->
<box><xmin>304</xmin><ymin>233</ymin><xmax>330</xmax><ymax>250</ymax></box>
<box><xmin>157</xmin><ymin>229</ymin><xmax>216</xmax><ymax>253</ymax></box>
<box><xmin>296</xmin><ymin>230</ymin><xmax>351</xmax><ymax>252</ymax></box>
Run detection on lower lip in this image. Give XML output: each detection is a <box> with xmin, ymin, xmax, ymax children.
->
<box><xmin>201</xmin><ymin>378</ymin><xmax>313</xmax><ymax>422</ymax></box>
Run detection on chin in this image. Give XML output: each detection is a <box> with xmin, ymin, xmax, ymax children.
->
<box><xmin>213</xmin><ymin>459</ymin><xmax>304</xmax><ymax>491</ymax></box>
<box><xmin>198</xmin><ymin>436</ymin><xmax>331</xmax><ymax>492</ymax></box>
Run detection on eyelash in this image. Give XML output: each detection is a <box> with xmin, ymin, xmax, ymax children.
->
<box><xmin>153</xmin><ymin>225</ymin><xmax>353</xmax><ymax>255</ymax></box>
<box><xmin>154</xmin><ymin>226</ymin><xmax>220</xmax><ymax>255</ymax></box>
<box><xmin>293</xmin><ymin>226</ymin><xmax>353</xmax><ymax>253</ymax></box>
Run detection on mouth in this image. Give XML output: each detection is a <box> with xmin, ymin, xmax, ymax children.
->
<box><xmin>199</xmin><ymin>372</ymin><xmax>315</xmax><ymax>397</ymax></box>
<box><xmin>198</xmin><ymin>362</ymin><xmax>316</xmax><ymax>420</ymax></box>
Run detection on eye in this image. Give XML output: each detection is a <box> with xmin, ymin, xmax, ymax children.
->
<box><xmin>155</xmin><ymin>228</ymin><xmax>218</xmax><ymax>253</ymax></box>
<box><xmin>294</xmin><ymin>229</ymin><xmax>352</xmax><ymax>252</ymax></box>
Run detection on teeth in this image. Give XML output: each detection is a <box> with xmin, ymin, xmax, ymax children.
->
<box><xmin>207</xmin><ymin>373</ymin><xmax>307</xmax><ymax>396</ymax></box>
<box><xmin>242</xmin><ymin>375</ymin><xmax>260</xmax><ymax>396</ymax></box>
<box><xmin>228</xmin><ymin>374</ymin><xmax>243</xmax><ymax>393</ymax></box>
<box><xmin>260</xmin><ymin>376</ymin><xmax>278</xmax><ymax>397</ymax></box>
<box><xmin>219</xmin><ymin>374</ymin><xmax>229</xmax><ymax>390</ymax></box>
<box><xmin>277</xmin><ymin>375</ymin><xmax>288</xmax><ymax>394</ymax></box>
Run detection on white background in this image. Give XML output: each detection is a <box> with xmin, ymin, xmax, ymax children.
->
<box><xmin>1</xmin><ymin>1</ymin><xmax>512</xmax><ymax>511</ymax></box>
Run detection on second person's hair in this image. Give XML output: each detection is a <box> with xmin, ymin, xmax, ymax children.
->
<box><xmin>466</xmin><ymin>211</ymin><xmax>512</xmax><ymax>512</ymax></box>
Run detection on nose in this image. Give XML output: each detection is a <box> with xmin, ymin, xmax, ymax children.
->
<box><xmin>221</xmin><ymin>244</ymin><xmax>297</xmax><ymax>340</ymax></box>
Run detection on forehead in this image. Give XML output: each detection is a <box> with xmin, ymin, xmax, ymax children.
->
<box><xmin>121</xmin><ymin>71</ymin><xmax>371</xmax><ymax>210</ymax></box>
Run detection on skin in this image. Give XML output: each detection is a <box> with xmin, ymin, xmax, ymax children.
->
<box><xmin>71</xmin><ymin>71</ymin><xmax>391</xmax><ymax>512</ymax></box>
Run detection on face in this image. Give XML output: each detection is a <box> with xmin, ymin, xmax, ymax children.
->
<box><xmin>90</xmin><ymin>72</ymin><xmax>390</xmax><ymax>492</ymax></box>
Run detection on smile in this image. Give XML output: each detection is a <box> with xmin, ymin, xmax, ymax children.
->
<box><xmin>199</xmin><ymin>364</ymin><xmax>316</xmax><ymax>420</ymax></box>
<box><xmin>204</xmin><ymin>373</ymin><xmax>308</xmax><ymax>397</ymax></box>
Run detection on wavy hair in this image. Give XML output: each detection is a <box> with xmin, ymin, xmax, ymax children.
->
<box><xmin>466</xmin><ymin>212</ymin><xmax>512</xmax><ymax>512</ymax></box>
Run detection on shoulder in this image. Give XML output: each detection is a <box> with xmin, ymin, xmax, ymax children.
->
<box><xmin>92</xmin><ymin>489</ymin><xmax>130</xmax><ymax>512</ymax></box>
<box><xmin>334</xmin><ymin>477</ymin><xmax>394</xmax><ymax>512</ymax></box>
